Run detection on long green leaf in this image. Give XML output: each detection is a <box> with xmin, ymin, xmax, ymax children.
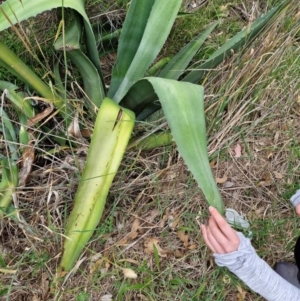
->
<box><xmin>182</xmin><ymin>0</ymin><xmax>290</xmax><ymax>83</ymax></box>
<box><xmin>60</xmin><ymin>98</ymin><xmax>135</xmax><ymax>271</ymax></box>
<box><xmin>147</xmin><ymin>58</ymin><xmax>171</xmax><ymax>76</ymax></box>
<box><xmin>18</xmin><ymin>112</ymin><xmax>30</xmax><ymax>147</ymax></box>
<box><xmin>0</xmin><ymin>81</ymin><xmax>35</xmax><ymax>118</ymax></box>
<box><xmin>53</xmin><ymin>62</ymin><xmax>65</xmax><ymax>98</ymax></box>
<box><xmin>107</xmin><ymin>0</ymin><xmax>155</xmax><ymax>99</ymax></box>
<box><xmin>0</xmin><ymin>107</ymin><xmax>18</xmax><ymax>160</ymax></box>
<box><xmin>0</xmin><ymin>0</ymin><xmax>103</xmax><ymax>117</ymax></box>
<box><xmin>108</xmin><ymin>0</ymin><xmax>182</xmax><ymax>103</ymax></box>
<box><xmin>0</xmin><ymin>42</ymin><xmax>69</xmax><ymax>117</ymax></box>
<box><xmin>54</xmin><ymin>15</ymin><xmax>105</xmax><ymax>109</ymax></box>
<box><xmin>120</xmin><ymin>80</ymin><xmax>156</xmax><ymax>116</ymax></box>
<box><xmin>0</xmin><ymin>0</ymin><xmax>88</xmax><ymax>31</ymax></box>
<box><xmin>0</xmin><ymin>158</ymin><xmax>18</xmax><ymax>217</ymax></box>
<box><xmin>124</xmin><ymin>78</ymin><xmax>224</xmax><ymax>214</ymax></box>
<box><xmin>158</xmin><ymin>22</ymin><xmax>218</xmax><ymax>80</ymax></box>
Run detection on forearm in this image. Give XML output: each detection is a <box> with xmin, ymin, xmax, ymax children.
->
<box><xmin>214</xmin><ymin>233</ymin><xmax>300</xmax><ymax>301</ymax></box>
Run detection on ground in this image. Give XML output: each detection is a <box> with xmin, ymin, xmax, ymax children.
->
<box><xmin>0</xmin><ymin>0</ymin><xmax>300</xmax><ymax>300</ymax></box>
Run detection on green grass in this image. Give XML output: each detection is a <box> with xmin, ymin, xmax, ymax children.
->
<box><xmin>0</xmin><ymin>0</ymin><xmax>300</xmax><ymax>300</ymax></box>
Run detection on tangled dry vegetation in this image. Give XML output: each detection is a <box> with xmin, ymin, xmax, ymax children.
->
<box><xmin>1</xmin><ymin>1</ymin><xmax>300</xmax><ymax>301</ymax></box>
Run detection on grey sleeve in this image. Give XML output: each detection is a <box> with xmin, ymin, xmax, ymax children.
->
<box><xmin>213</xmin><ymin>232</ymin><xmax>300</xmax><ymax>301</ymax></box>
<box><xmin>291</xmin><ymin>189</ymin><xmax>300</xmax><ymax>208</ymax></box>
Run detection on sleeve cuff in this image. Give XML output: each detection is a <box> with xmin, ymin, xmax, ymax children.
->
<box><xmin>291</xmin><ymin>189</ymin><xmax>300</xmax><ymax>208</ymax></box>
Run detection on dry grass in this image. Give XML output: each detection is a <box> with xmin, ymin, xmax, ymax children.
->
<box><xmin>1</xmin><ymin>1</ymin><xmax>300</xmax><ymax>301</ymax></box>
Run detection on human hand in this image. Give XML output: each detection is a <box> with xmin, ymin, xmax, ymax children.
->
<box><xmin>296</xmin><ymin>203</ymin><xmax>300</xmax><ymax>216</ymax></box>
<box><xmin>201</xmin><ymin>206</ymin><xmax>240</xmax><ymax>254</ymax></box>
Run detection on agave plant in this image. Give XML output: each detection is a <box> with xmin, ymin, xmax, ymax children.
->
<box><xmin>0</xmin><ymin>0</ymin><xmax>290</xmax><ymax>271</ymax></box>
<box><xmin>0</xmin><ymin>81</ymin><xmax>34</xmax><ymax>216</ymax></box>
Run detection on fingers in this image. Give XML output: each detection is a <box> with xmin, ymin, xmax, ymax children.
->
<box><xmin>209</xmin><ymin>206</ymin><xmax>238</xmax><ymax>241</ymax></box>
<box><xmin>296</xmin><ymin>204</ymin><xmax>300</xmax><ymax>216</ymax></box>
<box><xmin>201</xmin><ymin>224</ymin><xmax>226</xmax><ymax>253</ymax></box>
<box><xmin>208</xmin><ymin>214</ymin><xmax>232</xmax><ymax>253</ymax></box>
<box><xmin>201</xmin><ymin>224</ymin><xmax>216</xmax><ymax>253</ymax></box>
<box><xmin>201</xmin><ymin>206</ymin><xmax>240</xmax><ymax>254</ymax></box>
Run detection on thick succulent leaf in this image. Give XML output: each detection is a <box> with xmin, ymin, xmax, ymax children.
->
<box><xmin>0</xmin><ymin>0</ymin><xmax>104</xmax><ymax>112</ymax></box>
<box><xmin>0</xmin><ymin>107</ymin><xmax>18</xmax><ymax>160</ymax></box>
<box><xmin>0</xmin><ymin>0</ymin><xmax>88</xmax><ymax>32</ymax></box>
<box><xmin>83</xmin><ymin>20</ymin><xmax>106</xmax><ymax>89</ymax></box>
<box><xmin>0</xmin><ymin>81</ymin><xmax>35</xmax><ymax>118</ymax></box>
<box><xmin>120</xmin><ymin>80</ymin><xmax>156</xmax><ymax>115</ymax></box>
<box><xmin>147</xmin><ymin>58</ymin><xmax>171</xmax><ymax>76</ymax></box>
<box><xmin>60</xmin><ymin>98</ymin><xmax>135</xmax><ymax>271</ymax></box>
<box><xmin>125</xmin><ymin>78</ymin><xmax>224</xmax><ymax>214</ymax></box>
<box><xmin>182</xmin><ymin>0</ymin><xmax>290</xmax><ymax>83</ymax></box>
<box><xmin>129</xmin><ymin>132</ymin><xmax>173</xmax><ymax>150</ymax></box>
<box><xmin>158</xmin><ymin>22</ymin><xmax>218</xmax><ymax>80</ymax></box>
<box><xmin>108</xmin><ymin>0</ymin><xmax>182</xmax><ymax>103</ymax></box>
<box><xmin>136</xmin><ymin>103</ymin><xmax>161</xmax><ymax>121</ymax></box>
<box><xmin>107</xmin><ymin>0</ymin><xmax>154</xmax><ymax>98</ymax></box>
<box><xmin>53</xmin><ymin>62</ymin><xmax>65</xmax><ymax>98</ymax></box>
<box><xmin>96</xmin><ymin>28</ymin><xmax>121</xmax><ymax>57</ymax></box>
<box><xmin>18</xmin><ymin>113</ymin><xmax>30</xmax><ymax>147</ymax></box>
<box><xmin>54</xmin><ymin>16</ymin><xmax>105</xmax><ymax>109</ymax></box>
<box><xmin>0</xmin><ymin>42</ymin><xmax>70</xmax><ymax>119</ymax></box>
<box><xmin>0</xmin><ymin>158</ymin><xmax>18</xmax><ymax>217</ymax></box>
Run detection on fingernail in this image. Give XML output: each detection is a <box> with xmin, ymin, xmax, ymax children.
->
<box><xmin>209</xmin><ymin>206</ymin><xmax>215</xmax><ymax>212</ymax></box>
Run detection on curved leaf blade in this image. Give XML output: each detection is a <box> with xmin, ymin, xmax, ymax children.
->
<box><xmin>0</xmin><ymin>42</ymin><xmax>70</xmax><ymax>119</ymax></box>
<box><xmin>107</xmin><ymin>0</ymin><xmax>155</xmax><ymax>98</ymax></box>
<box><xmin>108</xmin><ymin>0</ymin><xmax>182</xmax><ymax>103</ymax></box>
<box><xmin>0</xmin><ymin>81</ymin><xmax>35</xmax><ymax>118</ymax></box>
<box><xmin>54</xmin><ymin>16</ymin><xmax>105</xmax><ymax>109</ymax></box>
<box><xmin>182</xmin><ymin>0</ymin><xmax>290</xmax><ymax>83</ymax></box>
<box><xmin>60</xmin><ymin>98</ymin><xmax>135</xmax><ymax>271</ymax></box>
<box><xmin>0</xmin><ymin>0</ymin><xmax>88</xmax><ymax>32</ymax></box>
<box><xmin>125</xmin><ymin>78</ymin><xmax>224</xmax><ymax>214</ymax></box>
<box><xmin>158</xmin><ymin>22</ymin><xmax>218</xmax><ymax>80</ymax></box>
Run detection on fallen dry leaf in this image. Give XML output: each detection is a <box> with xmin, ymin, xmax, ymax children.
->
<box><xmin>254</xmin><ymin>207</ymin><xmax>265</xmax><ymax>218</ymax></box>
<box><xmin>188</xmin><ymin>244</ymin><xmax>197</xmax><ymax>250</ymax></box>
<box><xmin>144</xmin><ymin>237</ymin><xmax>167</xmax><ymax>257</ymax></box>
<box><xmin>118</xmin><ymin>258</ymin><xmax>139</xmax><ymax>265</ymax></box>
<box><xmin>81</xmin><ymin>128</ymin><xmax>92</xmax><ymax>138</ymax></box>
<box><xmin>117</xmin><ymin>218</ymin><xmax>140</xmax><ymax>246</ymax></box>
<box><xmin>27</xmin><ymin>105</ymin><xmax>53</xmax><ymax>127</ymax></box>
<box><xmin>128</xmin><ymin>218</ymin><xmax>140</xmax><ymax>240</ymax></box>
<box><xmin>136</xmin><ymin>294</ymin><xmax>148</xmax><ymax>300</ymax></box>
<box><xmin>145</xmin><ymin>209</ymin><xmax>160</xmax><ymax>223</ymax></box>
<box><xmin>100</xmin><ymin>294</ymin><xmax>113</xmax><ymax>301</ymax></box>
<box><xmin>274</xmin><ymin>172</ymin><xmax>284</xmax><ymax>179</ymax></box>
<box><xmin>223</xmin><ymin>181</ymin><xmax>234</xmax><ymax>188</ymax></box>
<box><xmin>41</xmin><ymin>272</ymin><xmax>49</xmax><ymax>296</ymax></box>
<box><xmin>257</xmin><ymin>181</ymin><xmax>272</xmax><ymax>187</ymax></box>
<box><xmin>223</xmin><ymin>275</ymin><xmax>230</xmax><ymax>284</ymax></box>
<box><xmin>216</xmin><ymin>175</ymin><xmax>228</xmax><ymax>184</ymax></box>
<box><xmin>234</xmin><ymin>144</ymin><xmax>242</xmax><ymax>158</ymax></box>
<box><xmin>174</xmin><ymin>250</ymin><xmax>184</xmax><ymax>258</ymax></box>
<box><xmin>209</xmin><ymin>160</ymin><xmax>216</xmax><ymax>168</ymax></box>
<box><xmin>18</xmin><ymin>144</ymin><xmax>35</xmax><ymax>187</ymax></box>
<box><xmin>177</xmin><ymin>230</ymin><xmax>189</xmax><ymax>248</ymax></box>
<box><xmin>90</xmin><ymin>258</ymin><xmax>104</xmax><ymax>274</ymax></box>
<box><xmin>122</xmin><ymin>268</ymin><xmax>138</xmax><ymax>279</ymax></box>
<box><xmin>237</xmin><ymin>285</ymin><xmax>247</xmax><ymax>301</ymax></box>
<box><xmin>68</xmin><ymin>111</ymin><xmax>86</xmax><ymax>144</ymax></box>
<box><xmin>158</xmin><ymin>208</ymin><xmax>170</xmax><ymax>228</ymax></box>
